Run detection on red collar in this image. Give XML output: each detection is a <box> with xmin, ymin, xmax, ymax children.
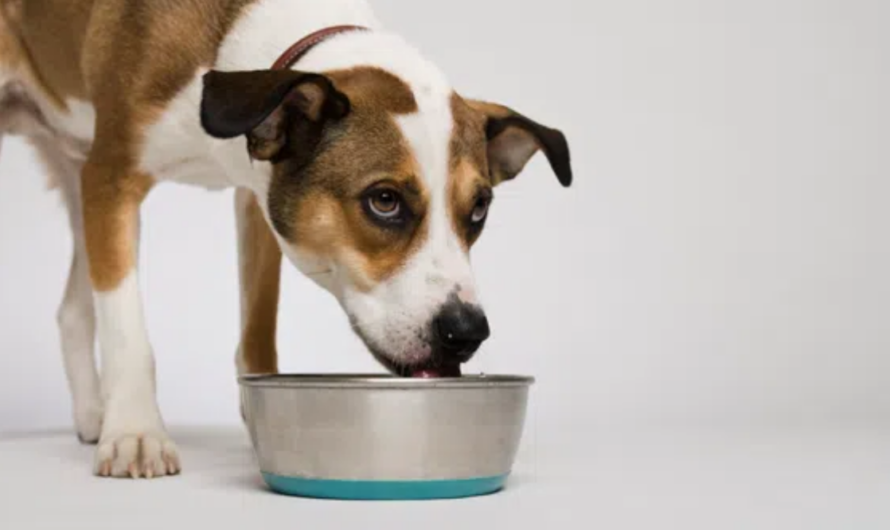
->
<box><xmin>271</xmin><ymin>25</ymin><xmax>369</xmax><ymax>70</ymax></box>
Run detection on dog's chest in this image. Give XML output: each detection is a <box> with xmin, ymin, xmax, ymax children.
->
<box><xmin>138</xmin><ymin>76</ymin><xmax>246</xmax><ymax>191</ymax></box>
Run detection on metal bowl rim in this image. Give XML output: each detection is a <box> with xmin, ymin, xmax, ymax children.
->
<box><xmin>238</xmin><ymin>373</ymin><xmax>535</xmax><ymax>389</ymax></box>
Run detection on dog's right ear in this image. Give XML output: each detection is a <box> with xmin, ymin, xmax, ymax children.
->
<box><xmin>464</xmin><ymin>99</ymin><xmax>572</xmax><ymax>188</ymax></box>
<box><xmin>200</xmin><ymin>69</ymin><xmax>350</xmax><ymax>161</ymax></box>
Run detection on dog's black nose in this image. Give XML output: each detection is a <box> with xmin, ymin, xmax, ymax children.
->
<box><xmin>433</xmin><ymin>302</ymin><xmax>490</xmax><ymax>362</ymax></box>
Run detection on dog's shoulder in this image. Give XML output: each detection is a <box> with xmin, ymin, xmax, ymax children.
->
<box><xmin>80</xmin><ymin>0</ymin><xmax>262</xmax><ymax>105</ymax></box>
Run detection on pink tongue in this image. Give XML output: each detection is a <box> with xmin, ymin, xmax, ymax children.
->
<box><xmin>411</xmin><ymin>365</ymin><xmax>462</xmax><ymax>378</ymax></box>
<box><xmin>412</xmin><ymin>369</ymin><xmax>443</xmax><ymax>378</ymax></box>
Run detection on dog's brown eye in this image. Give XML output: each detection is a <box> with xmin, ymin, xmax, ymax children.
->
<box><xmin>367</xmin><ymin>189</ymin><xmax>402</xmax><ymax>219</ymax></box>
<box><xmin>470</xmin><ymin>196</ymin><xmax>490</xmax><ymax>224</ymax></box>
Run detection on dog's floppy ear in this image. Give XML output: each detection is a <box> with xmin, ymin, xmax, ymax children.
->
<box><xmin>200</xmin><ymin>69</ymin><xmax>350</xmax><ymax>161</ymax></box>
<box><xmin>466</xmin><ymin>100</ymin><xmax>572</xmax><ymax>187</ymax></box>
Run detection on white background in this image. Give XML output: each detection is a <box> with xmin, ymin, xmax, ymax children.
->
<box><xmin>0</xmin><ymin>0</ymin><xmax>888</xmax><ymax>527</ymax></box>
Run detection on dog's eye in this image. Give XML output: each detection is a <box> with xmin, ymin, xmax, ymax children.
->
<box><xmin>470</xmin><ymin>196</ymin><xmax>491</xmax><ymax>224</ymax></box>
<box><xmin>366</xmin><ymin>189</ymin><xmax>402</xmax><ymax>219</ymax></box>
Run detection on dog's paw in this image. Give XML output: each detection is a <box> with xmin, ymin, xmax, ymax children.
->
<box><xmin>94</xmin><ymin>432</ymin><xmax>181</xmax><ymax>478</ymax></box>
<box><xmin>74</xmin><ymin>401</ymin><xmax>103</xmax><ymax>444</ymax></box>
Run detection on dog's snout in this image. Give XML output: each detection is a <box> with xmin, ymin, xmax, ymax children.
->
<box><xmin>433</xmin><ymin>302</ymin><xmax>490</xmax><ymax>362</ymax></box>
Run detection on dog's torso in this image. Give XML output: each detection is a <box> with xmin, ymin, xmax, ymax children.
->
<box><xmin>0</xmin><ymin>0</ymin><xmax>386</xmax><ymax>191</ymax></box>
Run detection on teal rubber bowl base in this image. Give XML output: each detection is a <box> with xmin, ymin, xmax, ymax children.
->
<box><xmin>261</xmin><ymin>472</ymin><xmax>509</xmax><ymax>500</ymax></box>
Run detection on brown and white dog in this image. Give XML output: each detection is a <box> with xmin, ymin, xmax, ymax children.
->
<box><xmin>0</xmin><ymin>0</ymin><xmax>571</xmax><ymax>478</ymax></box>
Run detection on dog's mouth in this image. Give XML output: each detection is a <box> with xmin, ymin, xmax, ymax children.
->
<box><xmin>375</xmin><ymin>353</ymin><xmax>463</xmax><ymax>378</ymax></box>
<box><xmin>349</xmin><ymin>318</ymin><xmax>463</xmax><ymax>378</ymax></box>
<box><xmin>405</xmin><ymin>361</ymin><xmax>462</xmax><ymax>378</ymax></box>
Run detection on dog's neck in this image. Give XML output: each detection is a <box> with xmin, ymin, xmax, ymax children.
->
<box><xmin>213</xmin><ymin>0</ymin><xmax>383</xmax><ymax>73</ymax></box>
<box><xmin>212</xmin><ymin>0</ymin><xmax>447</xmax><ymax>86</ymax></box>
<box><xmin>210</xmin><ymin>0</ymin><xmax>455</xmax><ymax>197</ymax></box>
<box><xmin>271</xmin><ymin>25</ymin><xmax>370</xmax><ymax>70</ymax></box>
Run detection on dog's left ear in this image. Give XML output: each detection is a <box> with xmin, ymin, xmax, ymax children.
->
<box><xmin>200</xmin><ymin>69</ymin><xmax>350</xmax><ymax>161</ymax></box>
<box><xmin>467</xmin><ymin>100</ymin><xmax>572</xmax><ymax>187</ymax></box>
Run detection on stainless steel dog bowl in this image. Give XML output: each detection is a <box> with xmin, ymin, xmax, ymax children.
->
<box><xmin>239</xmin><ymin>373</ymin><xmax>534</xmax><ymax>500</ymax></box>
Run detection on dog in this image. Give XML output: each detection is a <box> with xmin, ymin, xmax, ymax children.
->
<box><xmin>0</xmin><ymin>0</ymin><xmax>572</xmax><ymax>478</ymax></box>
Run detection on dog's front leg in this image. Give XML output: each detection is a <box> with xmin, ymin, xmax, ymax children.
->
<box><xmin>234</xmin><ymin>188</ymin><xmax>282</xmax><ymax>421</ymax></box>
<box><xmin>81</xmin><ymin>157</ymin><xmax>179</xmax><ymax>479</ymax></box>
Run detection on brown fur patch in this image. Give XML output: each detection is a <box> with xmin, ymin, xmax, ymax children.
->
<box><xmin>61</xmin><ymin>0</ymin><xmax>258</xmax><ymax>291</ymax></box>
<box><xmin>81</xmin><ymin>0</ymin><xmax>261</xmax><ymax>150</ymax></box>
<box><xmin>80</xmin><ymin>161</ymin><xmax>154</xmax><ymax>291</ymax></box>
<box><xmin>447</xmin><ymin>158</ymin><xmax>490</xmax><ymax>251</ymax></box>
<box><xmin>9</xmin><ymin>0</ymin><xmax>94</xmax><ymax>102</ymax></box>
<box><xmin>449</xmin><ymin>92</ymin><xmax>489</xmax><ymax>174</ymax></box>
<box><xmin>267</xmin><ymin>66</ymin><xmax>429</xmax><ymax>292</ymax></box>
<box><xmin>285</xmin><ymin>158</ymin><xmax>429</xmax><ymax>292</ymax></box>
<box><xmin>235</xmin><ymin>189</ymin><xmax>281</xmax><ymax>375</ymax></box>
<box><xmin>448</xmin><ymin>92</ymin><xmax>492</xmax><ymax>249</ymax></box>
<box><xmin>325</xmin><ymin>67</ymin><xmax>418</xmax><ymax>115</ymax></box>
<box><xmin>0</xmin><ymin>0</ymin><xmax>68</xmax><ymax>109</ymax></box>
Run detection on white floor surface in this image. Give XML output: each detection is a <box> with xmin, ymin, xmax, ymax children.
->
<box><xmin>1</xmin><ymin>425</ymin><xmax>887</xmax><ymax>529</ymax></box>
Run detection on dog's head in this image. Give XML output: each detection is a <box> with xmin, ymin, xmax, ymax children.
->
<box><xmin>200</xmin><ymin>52</ymin><xmax>571</xmax><ymax>377</ymax></box>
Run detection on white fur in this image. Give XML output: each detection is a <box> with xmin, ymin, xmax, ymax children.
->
<box><xmin>92</xmin><ymin>270</ymin><xmax>179</xmax><ymax>476</ymax></box>
<box><xmin>47</xmin><ymin>140</ymin><xmax>103</xmax><ymax>443</ymax></box>
<box><xmin>45</xmin><ymin>98</ymin><xmax>95</xmax><ymax>144</ymax></box>
<box><xmin>214</xmin><ymin>0</ymin><xmax>383</xmax><ymax>71</ymax></box>
<box><xmin>0</xmin><ymin>80</ymin><xmax>93</xmax><ymax>162</ymax></box>
<box><xmin>138</xmin><ymin>77</ymin><xmax>230</xmax><ymax>189</ymax></box>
